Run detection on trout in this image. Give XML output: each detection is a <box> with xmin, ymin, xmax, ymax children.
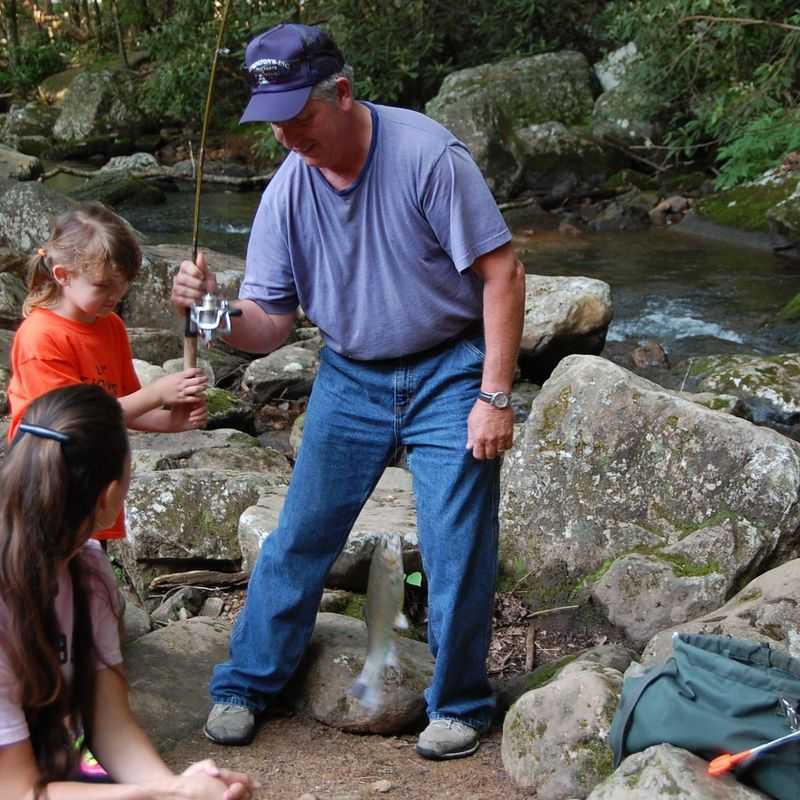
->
<box><xmin>351</xmin><ymin>533</ymin><xmax>408</xmax><ymax>710</ymax></box>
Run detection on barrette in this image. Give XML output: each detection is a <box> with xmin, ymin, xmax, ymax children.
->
<box><xmin>18</xmin><ymin>423</ymin><xmax>70</xmax><ymax>444</ymax></box>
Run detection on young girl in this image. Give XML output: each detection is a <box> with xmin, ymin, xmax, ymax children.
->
<box><xmin>0</xmin><ymin>384</ymin><xmax>257</xmax><ymax>799</ymax></box>
<box><xmin>8</xmin><ymin>202</ymin><xmax>209</xmax><ymax>540</ymax></box>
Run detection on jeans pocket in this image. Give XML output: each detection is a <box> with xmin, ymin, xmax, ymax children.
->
<box><xmin>462</xmin><ymin>336</ymin><xmax>486</xmax><ymax>360</ymax></box>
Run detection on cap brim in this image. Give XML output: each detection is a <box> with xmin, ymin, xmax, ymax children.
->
<box><xmin>239</xmin><ymin>85</ymin><xmax>313</xmax><ymax>124</ymax></box>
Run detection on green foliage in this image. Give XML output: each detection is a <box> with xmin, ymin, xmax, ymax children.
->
<box><xmin>601</xmin><ymin>1</ymin><xmax>800</xmax><ymax>186</ymax></box>
<box><xmin>0</xmin><ymin>43</ymin><xmax>66</xmax><ymax>93</ymax></box>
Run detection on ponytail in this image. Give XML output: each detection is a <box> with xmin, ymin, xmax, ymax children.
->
<box><xmin>23</xmin><ymin>248</ymin><xmax>59</xmax><ymax>317</ymax></box>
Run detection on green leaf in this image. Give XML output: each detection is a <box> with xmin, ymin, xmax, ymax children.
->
<box><xmin>405</xmin><ymin>571</ymin><xmax>423</xmax><ymax>587</ymax></box>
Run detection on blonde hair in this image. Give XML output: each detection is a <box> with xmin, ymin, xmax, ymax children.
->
<box><xmin>24</xmin><ymin>203</ymin><xmax>141</xmax><ymax>317</ymax></box>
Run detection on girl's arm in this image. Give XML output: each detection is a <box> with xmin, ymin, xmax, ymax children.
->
<box><xmin>120</xmin><ymin>372</ymin><xmax>208</xmax><ymax>432</ymax></box>
<box><xmin>0</xmin><ymin>669</ymin><xmax>254</xmax><ymax>800</ymax></box>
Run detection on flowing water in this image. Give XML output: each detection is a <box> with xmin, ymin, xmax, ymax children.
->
<box><xmin>47</xmin><ymin>177</ymin><xmax>800</xmax><ymax>362</ymax></box>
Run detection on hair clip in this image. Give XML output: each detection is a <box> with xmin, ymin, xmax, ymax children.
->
<box><xmin>37</xmin><ymin>248</ymin><xmax>47</xmax><ymax>258</ymax></box>
<box><xmin>18</xmin><ymin>423</ymin><xmax>70</xmax><ymax>444</ymax></box>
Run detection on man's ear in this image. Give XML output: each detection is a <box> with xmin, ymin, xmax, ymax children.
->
<box><xmin>51</xmin><ymin>264</ymin><xmax>70</xmax><ymax>286</ymax></box>
<box><xmin>336</xmin><ymin>76</ymin><xmax>353</xmax><ymax>110</ymax></box>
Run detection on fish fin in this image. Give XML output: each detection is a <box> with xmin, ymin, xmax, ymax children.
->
<box><xmin>394</xmin><ymin>612</ymin><xmax>409</xmax><ymax>630</ymax></box>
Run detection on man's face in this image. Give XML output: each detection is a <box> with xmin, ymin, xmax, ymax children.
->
<box><xmin>271</xmin><ymin>97</ymin><xmax>341</xmax><ymax>168</ymax></box>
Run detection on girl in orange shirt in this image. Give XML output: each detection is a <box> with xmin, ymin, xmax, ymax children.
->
<box><xmin>8</xmin><ymin>203</ymin><xmax>208</xmax><ymax>540</ymax></box>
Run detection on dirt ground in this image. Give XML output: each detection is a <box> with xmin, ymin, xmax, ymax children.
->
<box><xmin>162</xmin><ymin>590</ymin><xmax>621</xmax><ymax>800</ymax></box>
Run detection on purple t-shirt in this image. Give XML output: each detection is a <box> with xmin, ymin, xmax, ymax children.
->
<box><xmin>240</xmin><ymin>103</ymin><xmax>511</xmax><ymax>360</ymax></box>
<box><xmin>0</xmin><ymin>541</ymin><xmax>122</xmax><ymax>746</ymax></box>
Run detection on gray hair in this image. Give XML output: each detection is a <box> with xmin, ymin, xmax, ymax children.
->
<box><xmin>310</xmin><ymin>64</ymin><xmax>355</xmax><ymax>103</ymax></box>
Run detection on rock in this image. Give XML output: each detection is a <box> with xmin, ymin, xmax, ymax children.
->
<box><xmin>121</xmin><ymin>589</ymin><xmax>151</xmax><ymax>642</ymax></box>
<box><xmin>0</xmin><ymin>271</ymin><xmax>26</xmax><ymax>327</ymax></box>
<box><xmin>37</xmin><ymin>68</ymin><xmax>81</xmax><ymax>105</ymax></box>
<box><xmin>162</xmin><ymin>356</ymin><xmax>215</xmax><ymax>386</ymax></box>
<box><xmin>132</xmin><ymin>359</ymin><xmax>167</xmax><ymax>386</ymax></box>
<box><xmin>426</xmin><ymin>52</ymin><xmax>595</xmax><ymax>199</ymax></box>
<box><xmin>767</xmin><ymin>177</ymin><xmax>800</xmax><ymax>241</ymax></box>
<box><xmin>100</xmin><ymin>152</ymin><xmax>161</xmax><ymax>173</ymax></box>
<box><xmin>501</xmin><ymin>660</ymin><xmax>621</xmax><ymax>797</ymax></box>
<box><xmin>121</xmin><ymin>244</ymin><xmax>244</xmax><ymax>334</ymax></box>
<box><xmin>205</xmin><ymin>387</ymin><xmax>256</xmax><ymax>433</ymax></box>
<box><xmin>519</xmin><ymin>275</ymin><xmax>613</xmax><ymax>383</ymax></box>
<box><xmin>241</xmin><ymin>344</ymin><xmax>319</xmax><ymax>403</ymax></box>
<box><xmin>586</xmin><ymin>743</ymin><xmax>772</xmax><ymax>799</ymax></box>
<box><xmin>200</xmin><ymin>596</ymin><xmax>225</xmax><ymax>618</ymax></box>
<box><xmin>642</xmin><ymin>558</ymin><xmax>800</xmax><ymax>665</ymax></box>
<box><xmin>0</xmin><ymin>144</ymin><xmax>43</xmax><ymax>181</ymax></box>
<box><xmin>499</xmin><ymin>355</ymin><xmax>800</xmax><ymax>630</ymax></box>
<box><xmin>126</xmin><ymin>328</ymin><xmax>183</xmax><ymax>364</ymax></box>
<box><xmin>150</xmin><ymin>586</ymin><xmax>206</xmax><ymax>625</ymax></box>
<box><xmin>0</xmin><ymin>330</ymin><xmax>13</xmax><ymax>371</ymax></box>
<box><xmin>67</xmin><ymin>171</ymin><xmax>166</xmax><ymax>209</ymax></box>
<box><xmin>630</xmin><ymin>341</ymin><xmax>669</xmax><ymax>369</ymax></box>
<box><xmin>0</xmin><ymin>181</ymin><xmax>76</xmax><ymax>253</ymax></box>
<box><xmin>592</xmin><ymin>84</ymin><xmax>663</xmax><ymax>148</ymax></box>
<box><xmin>677</xmin><ymin>391</ymin><xmax>752</xmax><ymax>420</ymax></box>
<box><xmin>238</xmin><ymin>467</ymin><xmax>419</xmax><ymax>586</ymax></box>
<box><xmin>126</xmin><ymin>617</ymin><xmax>231</xmax><ymax>751</ymax></box>
<box><xmin>0</xmin><ymin>366</ymin><xmax>10</xmax><ymax>415</ymax></box>
<box><xmin>320</xmin><ymin>589</ymin><xmax>355</xmax><ymax>614</ymax></box>
<box><xmin>593</xmin><ymin>43</ymin><xmax>639</xmax><ymax>92</ymax></box>
<box><xmin>589</xmin><ymin>189</ymin><xmax>657</xmax><ymax>233</ymax></box>
<box><xmin>688</xmin><ymin>352</ymin><xmax>800</xmax><ymax>426</ymax></box>
<box><xmin>289</xmin><ymin>411</ymin><xmax>305</xmax><ymax>458</ymax></box>
<box><xmin>0</xmin><ymin>102</ymin><xmax>60</xmax><ymax>154</ymax></box>
<box><xmin>292</xmin><ymin>613</ymin><xmax>433</xmax><ymax>734</ymax></box>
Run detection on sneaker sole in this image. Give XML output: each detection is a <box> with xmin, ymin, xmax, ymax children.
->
<box><xmin>203</xmin><ymin>724</ymin><xmax>255</xmax><ymax>747</ymax></box>
<box><xmin>415</xmin><ymin>739</ymin><xmax>480</xmax><ymax>761</ymax></box>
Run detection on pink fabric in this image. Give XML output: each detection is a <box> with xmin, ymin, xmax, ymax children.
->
<box><xmin>0</xmin><ymin>541</ymin><xmax>122</xmax><ymax>746</ymax></box>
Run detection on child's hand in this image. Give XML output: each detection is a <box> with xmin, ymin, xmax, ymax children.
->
<box><xmin>168</xmin><ymin>398</ymin><xmax>208</xmax><ymax>432</ymax></box>
<box><xmin>155</xmin><ymin>369</ymin><xmax>208</xmax><ymax>406</ymax></box>
<box><xmin>183</xmin><ymin>759</ymin><xmax>260</xmax><ymax>799</ymax></box>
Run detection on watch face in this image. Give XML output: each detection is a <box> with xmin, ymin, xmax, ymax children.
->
<box><xmin>493</xmin><ymin>392</ymin><xmax>510</xmax><ymax>409</ymax></box>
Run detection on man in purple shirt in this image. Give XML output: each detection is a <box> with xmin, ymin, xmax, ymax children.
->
<box><xmin>172</xmin><ymin>22</ymin><xmax>525</xmax><ymax>760</ymax></box>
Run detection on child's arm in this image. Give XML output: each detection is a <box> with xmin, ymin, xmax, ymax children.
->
<box><xmin>0</xmin><ymin>669</ymin><xmax>255</xmax><ymax>799</ymax></box>
<box><xmin>121</xmin><ymin>370</ymin><xmax>208</xmax><ymax>432</ymax></box>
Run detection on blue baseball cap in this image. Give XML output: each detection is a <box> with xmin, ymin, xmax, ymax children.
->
<box><xmin>240</xmin><ymin>23</ymin><xmax>345</xmax><ymax>124</ymax></box>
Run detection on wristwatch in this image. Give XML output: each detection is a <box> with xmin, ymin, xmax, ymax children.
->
<box><xmin>478</xmin><ymin>390</ymin><xmax>512</xmax><ymax>409</ymax></box>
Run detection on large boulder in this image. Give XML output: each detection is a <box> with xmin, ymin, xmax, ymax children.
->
<box><xmin>425</xmin><ymin>52</ymin><xmax>594</xmax><ymax>198</ymax></box>
<box><xmin>499</xmin><ymin>356</ymin><xmax>800</xmax><ymax>644</ymax></box>
<box><xmin>241</xmin><ymin>344</ymin><xmax>319</xmax><ymax>404</ymax></box>
<box><xmin>0</xmin><ymin>181</ymin><xmax>76</xmax><ymax>253</ymax></box>
<box><xmin>0</xmin><ymin>145</ymin><xmax>43</xmax><ymax>181</ymax></box>
<box><xmin>292</xmin><ymin>613</ymin><xmax>433</xmax><ymax>734</ymax></box>
<box><xmin>688</xmin><ymin>352</ymin><xmax>800</xmax><ymax>426</ymax></box>
<box><xmin>586</xmin><ymin>744</ymin><xmax>771</xmax><ymax>799</ymax></box>
<box><xmin>0</xmin><ymin>101</ymin><xmax>60</xmax><ymax>156</ymax></box>
<box><xmin>642</xmin><ymin>558</ymin><xmax>800</xmax><ymax>665</ymax></box>
<box><xmin>501</xmin><ymin>660</ymin><xmax>621</xmax><ymax>797</ymax></box>
<box><xmin>593</xmin><ymin>43</ymin><xmax>639</xmax><ymax>93</ymax></box>
<box><xmin>0</xmin><ymin>271</ymin><xmax>26</xmax><ymax>327</ymax></box>
<box><xmin>767</xmin><ymin>178</ymin><xmax>800</xmax><ymax>241</ymax></box>
<box><xmin>519</xmin><ymin>276</ymin><xmax>613</xmax><ymax>383</ymax></box>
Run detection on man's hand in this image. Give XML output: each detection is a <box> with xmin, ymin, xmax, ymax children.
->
<box><xmin>172</xmin><ymin>251</ymin><xmax>218</xmax><ymax>310</ymax></box>
<box><xmin>466</xmin><ymin>399</ymin><xmax>514</xmax><ymax>460</ymax></box>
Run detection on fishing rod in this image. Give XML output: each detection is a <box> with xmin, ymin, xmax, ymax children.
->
<box><xmin>185</xmin><ymin>0</ymin><xmax>240</xmax><ymax>369</ymax></box>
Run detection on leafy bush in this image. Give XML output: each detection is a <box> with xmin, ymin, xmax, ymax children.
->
<box><xmin>601</xmin><ymin>1</ymin><xmax>800</xmax><ymax>185</ymax></box>
<box><xmin>1</xmin><ymin>43</ymin><xmax>66</xmax><ymax>93</ymax></box>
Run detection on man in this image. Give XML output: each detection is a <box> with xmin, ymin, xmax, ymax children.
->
<box><xmin>171</xmin><ymin>22</ymin><xmax>526</xmax><ymax>761</ymax></box>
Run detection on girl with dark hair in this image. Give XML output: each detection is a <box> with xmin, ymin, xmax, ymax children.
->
<box><xmin>0</xmin><ymin>384</ymin><xmax>256</xmax><ymax>799</ymax></box>
<box><xmin>7</xmin><ymin>202</ymin><xmax>209</xmax><ymax>540</ymax></box>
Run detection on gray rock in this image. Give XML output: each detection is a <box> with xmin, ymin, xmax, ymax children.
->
<box><xmin>0</xmin><ymin>181</ymin><xmax>76</xmax><ymax>253</ymax></box>
<box><xmin>589</xmin><ymin>189</ymin><xmax>657</xmax><ymax>233</ymax></box>
<box><xmin>67</xmin><ymin>171</ymin><xmax>166</xmax><ymax>209</ymax></box>
<box><xmin>126</xmin><ymin>328</ymin><xmax>183</xmax><ymax>364</ymax></box>
<box><xmin>205</xmin><ymin>387</ymin><xmax>255</xmax><ymax>433</ymax></box>
<box><xmin>593</xmin><ymin>43</ymin><xmax>639</xmax><ymax>92</ymax></box>
<box><xmin>121</xmin><ymin>589</ymin><xmax>151</xmax><ymax>642</ymax></box>
<box><xmin>426</xmin><ymin>52</ymin><xmax>594</xmax><ymax>199</ymax></box>
<box><xmin>586</xmin><ymin>744</ymin><xmax>772</xmax><ymax>799</ymax></box>
<box><xmin>293</xmin><ymin>613</ymin><xmax>433</xmax><ymax>734</ymax></box>
<box><xmin>0</xmin><ymin>102</ymin><xmax>60</xmax><ymax>153</ymax></box>
<box><xmin>501</xmin><ymin>660</ymin><xmax>621</xmax><ymax>797</ymax></box>
<box><xmin>126</xmin><ymin>617</ymin><xmax>231</xmax><ymax>751</ymax></box>
<box><xmin>592</xmin><ymin>84</ymin><xmax>662</xmax><ymax>147</ymax></box>
<box><xmin>499</xmin><ymin>355</ymin><xmax>800</xmax><ymax>624</ymax></box>
<box><xmin>100</xmin><ymin>152</ymin><xmax>161</xmax><ymax>173</ymax></box>
<box><xmin>132</xmin><ymin>359</ymin><xmax>167</xmax><ymax>386</ymax></box>
<box><xmin>163</xmin><ymin>356</ymin><xmax>215</xmax><ymax>386</ymax></box>
<box><xmin>0</xmin><ymin>271</ymin><xmax>25</xmax><ymax>326</ymax></box>
<box><xmin>642</xmin><ymin>558</ymin><xmax>800</xmax><ymax>665</ymax></box>
<box><xmin>767</xmin><ymin>178</ymin><xmax>800</xmax><ymax>241</ymax></box>
<box><xmin>0</xmin><ymin>144</ymin><xmax>43</xmax><ymax>181</ymax></box>
<box><xmin>241</xmin><ymin>344</ymin><xmax>319</xmax><ymax>403</ymax></box>
<box><xmin>150</xmin><ymin>587</ymin><xmax>206</xmax><ymax>625</ymax></box>
<box><xmin>199</xmin><ymin>596</ymin><xmax>225</xmax><ymax>618</ymax></box>
<box><xmin>0</xmin><ymin>330</ymin><xmax>13</xmax><ymax>371</ymax></box>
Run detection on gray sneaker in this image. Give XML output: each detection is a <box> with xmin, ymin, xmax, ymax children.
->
<box><xmin>416</xmin><ymin>718</ymin><xmax>480</xmax><ymax>760</ymax></box>
<box><xmin>204</xmin><ymin>703</ymin><xmax>256</xmax><ymax>746</ymax></box>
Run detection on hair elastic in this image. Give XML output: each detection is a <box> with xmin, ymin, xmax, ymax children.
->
<box><xmin>18</xmin><ymin>423</ymin><xmax>70</xmax><ymax>444</ymax></box>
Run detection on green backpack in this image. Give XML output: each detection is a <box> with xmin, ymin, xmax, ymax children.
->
<box><xmin>609</xmin><ymin>633</ymin><xmax>800</xmax><ymax>800</ymax></box>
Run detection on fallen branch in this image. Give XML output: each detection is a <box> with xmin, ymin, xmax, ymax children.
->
<box><xmin>527</xmin><ymin>604</ymin><xmax>580</xmax><ymax>619</ymax></box>
<box><xmin>40</xmin><ymin>164</ymin><xmax>275</xmax><ymax>187</ymax></box>
<box><xmin>680</xmin><ymin>15</ymin><xmax>800</xmax><ymax>34</ymax></box>
<box><xmin>149</xmin><ymin>569</ymin><xmax>249</xmax><ymax>590</ymax></box>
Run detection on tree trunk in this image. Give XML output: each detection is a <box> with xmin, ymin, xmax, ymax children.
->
<box><xmin>5</xmin><ymin>0</ymin><xmax>20</xmax><ymax>72</ymax></box>
<box><xmin>92</xmin><ymin>0</ymin><xmax>102</xmax><ymax>42</ymax></box>
<box><xmin>110</xmin><ymin>0</ymin><xmax>129</xmax><ymax>68</ymax></box>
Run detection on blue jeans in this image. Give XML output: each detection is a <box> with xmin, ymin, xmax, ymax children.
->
<box><xmin>210</xmin><ymin>334</ymin><xmax>500</xmax><ymax>730</ymax></box>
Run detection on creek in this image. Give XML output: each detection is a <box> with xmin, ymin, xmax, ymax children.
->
<box><xmin>45</xmin><ymin>176</ymin><xmax>800</xmax><ymax>365</ymax></box>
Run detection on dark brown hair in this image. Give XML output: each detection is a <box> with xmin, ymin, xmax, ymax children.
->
<box><xmin>24</xmin><ymin>202</ymin><xmax>141</xmax><ymax>316</ymax></box>
<box><xmin>0</xmin><ymin>384</ymin><xmax>129</xmax><ymax>794</ymax></box>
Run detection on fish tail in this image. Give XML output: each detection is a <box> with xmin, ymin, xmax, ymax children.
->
<box><xmin>351</xmin><ymin>660</ymin><xmax>385</xmax><ymax>711</ymax></box>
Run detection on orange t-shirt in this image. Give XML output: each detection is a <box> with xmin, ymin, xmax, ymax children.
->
<box><xmin>8</xmin><ymin>308</ymin><xmax>141</xmax><ymax>539</ymax></box>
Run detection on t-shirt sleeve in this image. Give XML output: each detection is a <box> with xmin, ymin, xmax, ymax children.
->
<box><xmin>82</xmin><ymin>544</ymin><xmax>123</xmax><ymax>670</ymax></box>
<box><xmin>0</xmin><ymin>610</ymin><xmax>29</xmax><ymax>746</ymax></box>
<box><xmin>239</xmin><ymin>190</ymin><xmax>299</xmax><ymax>314</ymax></box>
<box><xmin>420</xmin><ymin>143</ymin><xmax>511</xmax><ymax>272</ymax></box>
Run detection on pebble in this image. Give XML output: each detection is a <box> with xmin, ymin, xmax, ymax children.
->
<box><xmin>372</xmin><ymin>780</ymin><xmax>393</xmax><ymax>793</ymax></box>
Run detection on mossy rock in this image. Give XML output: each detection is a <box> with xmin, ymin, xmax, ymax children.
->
<box><xmin>779</xmin><ymin>293</ymin><xmax>800</xmax><ymax>322</ymax></box>
<box><xmin>602</xmin><ymin>169</ymin><xmax>659</xmax><ymax>193</ymax></box>
<box><xmin>67</xmin><ymin>172</ymin><xmax>165</xmax><ymax>209</ymax></box>
<box><xmin>696</xmin><ymin>179</ymin><xmax>800</xmax><ymax>233</ymax></box>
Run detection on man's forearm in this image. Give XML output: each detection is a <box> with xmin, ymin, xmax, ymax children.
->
<box><xmin>220</xmin><ymin>299</ymin><xmax>296</xmax><ymax>354</ymax></box>
<box><xmin>480</xmin><ymin>256</ymin><xmax>526</xmax><ymax>392</ymax></box>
